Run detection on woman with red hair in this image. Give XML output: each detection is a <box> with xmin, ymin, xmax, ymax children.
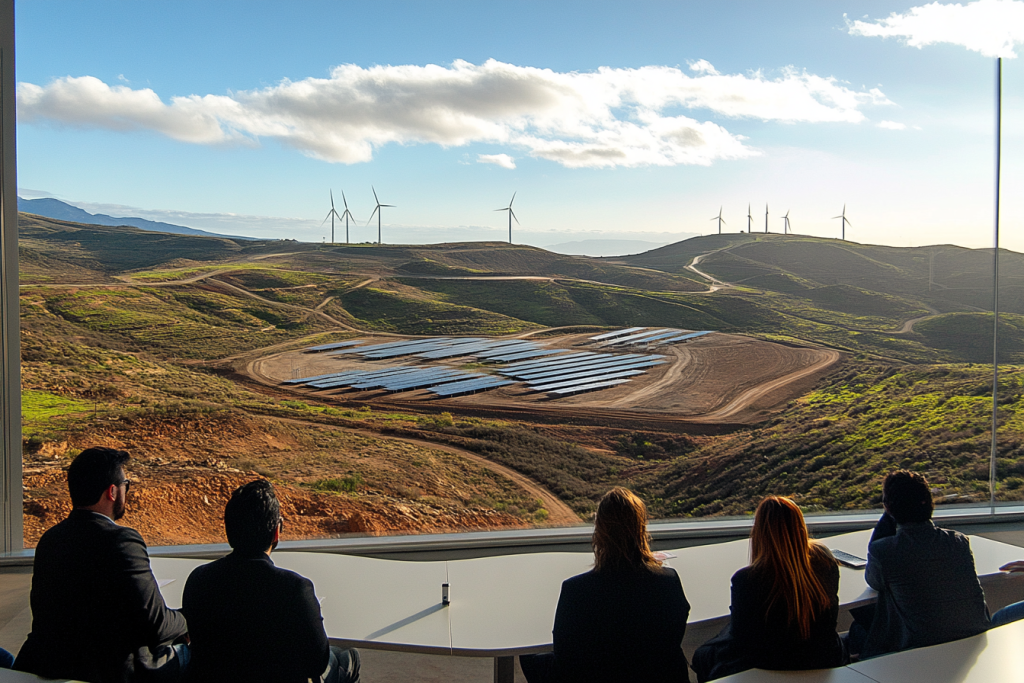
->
<box><xmin>520</xmin><ymin>487</ymin><xmax>691</xmax><ymax>682</ymax></box>
<box><xmin>692</xmin><ymin>496</ymin><xmax>846</xmax><ymax>682</ymax></box>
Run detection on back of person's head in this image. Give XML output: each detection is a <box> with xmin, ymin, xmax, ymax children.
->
<box><xmin>592</xmin><ymin>487</ymin><xmax>661</xmax><ymax>573</ymax></box>
<box><xmin>882</xmin><ymin>470</ymin><xmax>933</xmax><ymax>524</ymax></box>
<box><xmin>67</xmin><ymin>447</ymin><xmax>130</xmax><ymax>507</ymax></box>
<box><xmin>750</xmin><ymin>496</ymin><xmax>833</xmax><ymax>639</ymax></box>
<box><xmin>224</xmin><ymin>479</ymin><xmax>281</xmax><ymax>554</ymax></box>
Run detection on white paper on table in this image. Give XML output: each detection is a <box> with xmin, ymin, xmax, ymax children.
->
<box><xmin>157</xmin><ymin>579</ymin><xmax>174</xmax><ymax>588</ymax></box>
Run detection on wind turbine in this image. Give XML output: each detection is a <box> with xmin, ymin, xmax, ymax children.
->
<box><xmin>495</xmin><ymin>192</ymin><xmax>519</xmax><ymax>244</ymax></box>
<box><xmin>338</xmin><ymin>191</ymin><xmax>358</xmax><ymax>244</ymax></box>
<box><xmin>833</xmin><ymin>205</ymin><xmax>851</xmax><ymax>240</ymax></box>
<box><xmin>320</xmin><ymin>190</ymin><xmax>344</xmax><ymax>244</ymax></box>
<box><xmin>782</xmin><ymin>210</ymin><xmax>791</xmax><ymax>234</ymax></box>
<box><xmin>710</xmin><ymin>207</ymin><xmax>726</xmax><ymax>234</ymax></box>
<box><xmin>367</xmin><ymin>187</ymin><xmax>395</xmax><ymax>244</ymax></box>
<box><xmin>765</xmin><ymin>204</ymin><xmax>769</xmax><ymax>233</ymax></box>
<box><xmin>747</xmin><ymin>204</ymin><xmax>753</xmax><ymax>233</ymax></box>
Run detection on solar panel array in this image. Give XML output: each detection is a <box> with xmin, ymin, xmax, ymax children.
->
<box><xmin>286</xmin><ymin>333</ymin><xmax>695</xmax><ymax>399</ymax></box>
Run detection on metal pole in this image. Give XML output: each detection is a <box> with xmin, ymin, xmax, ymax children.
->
<box><xmin>0</xmin><ymin>0</ymin><xmax>23</xmax><ymax>552</ymax></box>
<box><xmin>990</xmin><ymin>58</ymin><xmax>1002</xmax><ymax>514</ymax></box>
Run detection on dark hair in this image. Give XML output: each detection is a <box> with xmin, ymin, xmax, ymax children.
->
<box><xmin>224</xmin><ymin>479</ymin><xmax>281</xmax><ymax>554</ymax></box>
<box><xmin>592</xmin><ymin>487</ymin><xmax>661</xmax><ymax>573</ymax></box>
<box><xmin>67</xmin><ymin>447</ymin><xmax>130</xmax><ymax>507</ymax></box>
<box><xmin>883</xmin><ymin>470</ymin><xmax>933</xmax><ymax>524</ymax></box>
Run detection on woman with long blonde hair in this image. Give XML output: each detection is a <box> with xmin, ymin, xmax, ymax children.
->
<box><xmin>692</xmin><ymin>496</ymin><xmax>845</xmax><ymax>682</ymax></box>
<box><xmin>520</xmin><ymin>487</ymin><xmax>692</xmax><ymax>683</ymax></box>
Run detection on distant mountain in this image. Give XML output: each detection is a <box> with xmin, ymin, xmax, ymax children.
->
<box><xmin>544</xmin><ymin>238</ymin><xmax>678</xmax><ymax>257</ymax></box>
<box><xmin>17</xmin><ymin>197</ymin><xmax>257</xmax><ymax>240</ymax></box>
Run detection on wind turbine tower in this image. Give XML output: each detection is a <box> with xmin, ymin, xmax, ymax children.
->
<box><xmin>765</xmin><ymin>204</ymin><xmax>769</xmax><ymax>233</ymax></box>
<box><xmin>339</xmin><ymin>191</ymin><xmax>358</xmax><ymax>244</ymax></box>
<box><xmin>495</xmin><ymin>192</ymin><xmax>519</xmax><ymax>244</ymax></box>
<box><xmin>367</xmin><ymin>187</ymin><xmax>395</xmax><ymax>245</ymax></box>
<box><xmin>747</xmin><ymin>204</ymin><xmax>752</xmax><ymax>233</ymax></box>
<box><xmin>833</xmin><ymin>205</ymin><xmax>852</xmax><ymax>240</ymax></box>
<box><xmin>782</xmin><ymin>210</ymin><xmax>791</xmax><ymax>234</ymax></box>
<box><xmin>320</xmin><ymin>190</ymin><xmax>344</xmax><ymax>243</ymax></box>
<box><xmin>710</xmin><ymin>207</ymin><xmax>726</xmax><ymax>234</ymax></box>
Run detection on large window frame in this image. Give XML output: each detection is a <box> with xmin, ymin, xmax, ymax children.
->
<box><xmin>0</xmin><ymin>0</ymin><xmax>1013</xmax><ymax>561</ymax></box>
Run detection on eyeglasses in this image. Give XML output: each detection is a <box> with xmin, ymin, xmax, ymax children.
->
<box><xmin>113</xmin><ymin>480</ymin><xmax>132</xmax><ymax>493</ymax></box>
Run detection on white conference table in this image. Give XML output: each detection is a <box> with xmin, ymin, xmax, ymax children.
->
<box><xmin>150</xmin><ymin>530</ymin><xmax>1024</xmax><ymax>683</ymax></box>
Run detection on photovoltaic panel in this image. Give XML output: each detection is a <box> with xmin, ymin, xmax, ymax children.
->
<box><xmin>303</xmin><ymin>340</ymin><xmax>364</xmax><ymax>353</ymax></box>
<box><xmin>548</xmin><ymin>378</ymin><xmax>631</xmax><ymax>395</ymax></box>
<box><xmin>529</xmin><ymin>370</ymin><xmax>645</xmax><ymax>392</ymax></box>
<box><xmin>474</xmin><ymin>342</ymin><xmax>539</xmax><ymax>358</ymax></box>
<box><xmin>656</xmin><ymin>330</ymin><xmax>713</xmax><ymax>345</ymax></box>
<box><xmin>284</xmin><ymin>370</ymin><xmax>357</xmax><ymax>385</ymax></box>
<box><xmin>589</xmin><ymin>327</ymin><xmax>646</xmax><ymax>341</ymax></box>
<box><xmin>498</xmin><ymin>352</ymin><xmax>596</xmax><ymax>372</ymax></box>
<box><xmin>381</xmin><ymin>371</ymin><xmax>477</xmax><ymax>391</ymax></box>
<box><xmin>499</xmin><ymin>352</ymin><xmax>617</xmax><ymax>375</ymax></box>
<box><xmin>430</xmin><ymin>378</ymin><xmax>515</xmax><ymax>397</ymax></box>
<box><xmin>517</xmin><ymin>358</ymin><xmax>665</xmax><ymax>382</ymax></box>
<box><xmin>488</xmin><ymin>349</ymin><xmax>563</xmax><ymax>363</ymax></box>
<box><xmin>522</xmin><ymin>362</ymin><xmax>657</xmax><ymax>385</ymax></box>
<box><xmin>417</xmin><ymin>341</ymin><xmax>510</xmax><ymax>359</ymax></box>
<box><xmin>309</xmin><ymin>366</ymin><xmax>419</xmax><ymax>389</ymax></box>
<box><xmin>509</xmin><ymin>354</ymin><xmax>649</xmax><ymax>379</ymax></box>
<box><xmin>600</xmin><ymin>328</ymin><xmax>672</xmax><ymax>346</ymax></box>
<box><xmin>615</xmin><ymin>328</ymin><xmax>683</xmax><ymax>345</ymax></box>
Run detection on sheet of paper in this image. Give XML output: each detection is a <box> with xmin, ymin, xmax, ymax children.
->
<box><xmin>157</xmin><ymin>579</ymin><xmax>174</xmax><ymax>588</ymax></box>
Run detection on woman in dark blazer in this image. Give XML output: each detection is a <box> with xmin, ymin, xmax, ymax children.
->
<box><xmin>520</xmin><ymin>487</ymin><xmax>691</xmax><ymax>683</ymax></box>
<box><xmin>692</xmin><ymin>496</ymin><xmax>846</xmax><ymax>682</ymax></box>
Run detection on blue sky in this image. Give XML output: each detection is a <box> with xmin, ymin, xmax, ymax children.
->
<box><xmin>13</xmin><ymin>0</ymin><xmax>1024</xmax><ymax>251</ymax></box>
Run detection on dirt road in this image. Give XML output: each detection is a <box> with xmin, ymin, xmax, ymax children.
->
<box><xmin>691</xmin><ymin>349</ymin><xmax>840</xmax><ymax>421</ymax></box>
<box><xmin>267</xmin><ymin>416</ymin><xmax>580</xmax><ymax>526</ymax></box>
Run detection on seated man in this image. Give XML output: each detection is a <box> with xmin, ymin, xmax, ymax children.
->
<box><xmin>15</xmin><ymin>447</ymin><xmax>188</xmax><ymax>683</ymax></box>
<box><xmin>182</xmin><ymin>480</ymin><xmax>359</xmax><ymax>683</ymax></box>
<box><xmin>854</xmin><ymin>470</ymin><xmax>990</xmax><ymax>658</ymax></box>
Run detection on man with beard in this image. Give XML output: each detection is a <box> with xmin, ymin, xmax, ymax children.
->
<box><xmin>15</xmin><ymin>447</ymin><xmax>188</xmax><ymax>683</ymax></box>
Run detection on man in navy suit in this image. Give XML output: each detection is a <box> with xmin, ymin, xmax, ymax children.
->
<box><xmin>182</xmin><ymin>479</ymin><xmax>359</xmax><ymax>683</ymax></box>
<box><xmin>15</xmin><ymin>447</ymin><xmax>188</xmax><ymax>682</ymax></box>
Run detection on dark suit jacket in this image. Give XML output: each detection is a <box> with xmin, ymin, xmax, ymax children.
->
<box><xmin>550</xmin><ymin>565</ymin><xmax>691</xmax><ymax>683</ymax></box>
<box><xmin>692</xmin><ymin>545</ymin><xmax>844</xmax><ymax>682</ymax></box>
<box><xmin>15</xmin><ymin>510</ymin><xmax>187</xmax><ymax>683</ymax></box>
<box><xmin>863</xmin><ymin>519</ymin><xmax>990</xmax><ymax>658</ymax></box>
<box><xmin>181</xmin><ymin>550</ymin><xmax>330</xmax><ymax>683</ymax></box>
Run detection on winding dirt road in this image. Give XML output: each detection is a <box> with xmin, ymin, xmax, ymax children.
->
<box><xmin>266</xmin><ymin>416</ymin><xmax>579</xmax><ymax>526</ymax></box>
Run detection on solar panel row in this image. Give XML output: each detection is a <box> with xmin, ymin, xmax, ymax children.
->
<box><xmin>507</xmin><ymin>354</ymin><xmax>651</xmax><ymax>380</ymax></box>
<box><xmin>528</xmin><ymin>369</ymin><xmax>645</xmax><ymax>392</ymax></box>
<box><xmin>517</xmin><ymin>357</ymin><xmax>665</xmax><ymax>382</ymax></box>
<box><xmin>303</xmin><ymin>340</ymin><xmax>364</xmax><ymax>353</ymax></box>
<box><xmin>548</xmin><ymin>378</ymin><xmax>631</xmax><ymax>395</ymax></box>
<box><xmin>308</xmin><ymin>366</ymin><xmax>418</xmax><ymax>389</ymax></box>
<box><xmin>600</xmin><ymin>328</ymin><xmax>674</xmax><ymax>346</ymax></box>
<box><xmin>655</xmin><ymin>330</ymin><xmax>713</xmax><ymax>345</ymax></box>
<box><xmin>499</xmin><ymin>352</ymin><xmax>596</xmax><ymax>373</ymax></box>
<box><xmin>487</xmin><ymin>349</ymin><xmax>563</xmax><ymax>363</ymax></box>
<box><xmin>589</xmin><ymin>327</ymin><xmax>646</xmax><ymax>341</ymax></box>
<box><xmin>613</xmin><ymin>328</ymin><xmax>684</xmax><ymax>345</ymax></box>
<box><xmin>429</xmin><ymin>377</ymin><xmax>515</xmax><ymax>397</ymax></box>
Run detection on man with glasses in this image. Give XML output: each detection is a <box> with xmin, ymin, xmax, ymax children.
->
<box><xmin>181</xmin><ymin>479</ymin><xmax>359</xmax><ymax>683</ymax></box>
<box><xmin>15</xmin><ymin>447</ymin><xmax>188</xmax><ymax>682</ymax></box>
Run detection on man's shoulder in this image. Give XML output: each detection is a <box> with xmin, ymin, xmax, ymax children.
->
<box><xmin>37</xmin><ymin>512</ymin><xmax>144</xmax><ymax>551</ymax></box>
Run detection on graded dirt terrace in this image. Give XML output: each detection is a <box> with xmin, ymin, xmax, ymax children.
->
<box><xmin>249</xmin><ymin>332</ymin><xmax>840</xmax><ymax>427</ymax></box>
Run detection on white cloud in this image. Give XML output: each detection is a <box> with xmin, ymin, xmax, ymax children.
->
<box><xmin>18</xmin><ymin>59</ymin><xmax>889</xmax><ymax>169</ymax></box>
<box><xmin>847</xmin><ymin>0</ymin><xmax>1024</xmax><ymax>58</ymax></box>
<box><xmin>477</xmin><ymin>153</ymin><xmax>516</xmax><ymax>169</ymax></box>
<box><xmin>878</xmin><ymin>120</ymin><xmax>907</xmax><ymax>129</ymax></box>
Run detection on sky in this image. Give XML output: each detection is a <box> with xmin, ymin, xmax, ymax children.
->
<box><xmin>12</xmin><ymin>0</ymin><xmax>1024</xmax><ymax>251</ymax></box>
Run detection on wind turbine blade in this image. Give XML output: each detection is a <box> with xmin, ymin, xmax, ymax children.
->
<box><xmin>342</xmin><ymin>191</ymin><xmax>349</xmax><ymax>210</ymax></box>
<box><xmin>382</xmin><ymin>204</ymin><xmax>395</xmax><ymax>208</ymax></box>
<box><xmin>495</xmin><ymin>208</ymin><xmax>508</xmax><ymax>212</ymax></box>
<box><xmin>832</xmin><ymin>215</ymin><xmax>843</xmax><ymax>220</ymax></box>
<box><xmin>510</xmin><ymin>191</ymin><xmax>516</xmax><ymax>207</ymax></box>
<box><xmin>721</xmin><ymin>217</ymin><xmax>726</xmax><ymax>225</ymax></box>
<box><xmin>710</xmin><ymin>216</ymin><xmax>718</xmax><ymax>222</ymax></box>
<box><xmin>320</xmin><ymin>215</ymin><xmax>331</xmax><ymax>228</ymax></box>
<box><xmin>510</xmin><ymin>209</ymin><xmax>519</xmax><ymax>225</ymax></box>
<box><xmin>330</xmin><ymin>190</ymin><xmax>335</xmax><ymax>210</ymax></box>
<box><xmin>372</xmin><ymin>187</ymin><xmax>380</xmax><ymax>204</ymax></box>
